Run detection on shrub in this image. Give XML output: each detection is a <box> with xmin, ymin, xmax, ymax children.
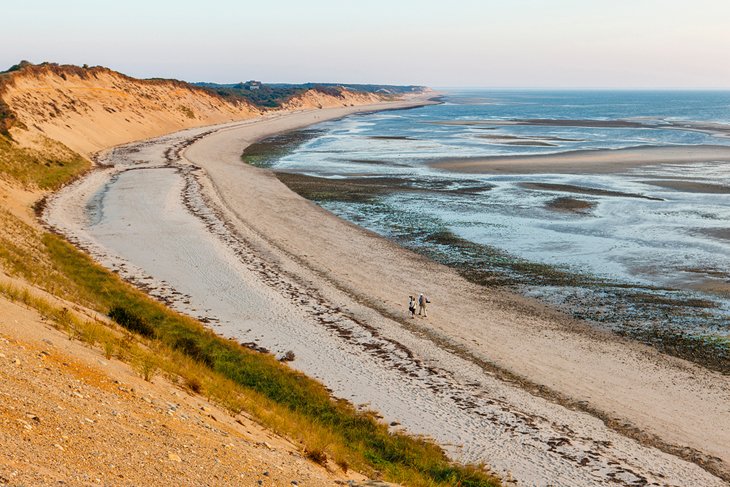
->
<box><xmin>173</xmin><ymin>335</ymin><xmax>214</xmax><ymax>367</ymax></box>
<box><xmin>108</xmin><ymin>306</ymin><xmax>155</xmax><ymax>338</ymax></box>
<box><xmin>185</xmin><ymin>376</ymin><xmax>202</xmax><ymax>394</ymax></box>
<box><xmin>305</xmin><ymin>448</ymin><xmax>328</xmax><ymax>466</ymax></box>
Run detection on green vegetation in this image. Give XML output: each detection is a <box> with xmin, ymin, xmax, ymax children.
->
<box><xmin>275</xmin><ymin>172</ymin><xmax>390</xmax><ymax>203</ymax></box>
<box><xmin>0</xmin><ymin>100</ymin><xmax>17</xmax><ymax>138</ymax></box>
<box><xmin>424</xmin><ymin>230</ymin><xmax>594</xmax><ymax>288</ymax></box>
<box><xmin>197</xmin><ymin>81</ymin><xmax>424</xmax><ymax>109</ymax></box>
<box><xmin>0</xmin><ymin>134</ymin><xmax>89</xmax><ymax>190</ymax></box>
<box><xmin>209</xmin><ymin>83</ymin><xmax>311</xmax><ymax>108</ymax></box>
<box><xmin>241</xmin><ymin>129</ymin><xmax>324</xmax><ymax>168</ymax></box>
<box><xmin>1</xmin><ymin>60</ymin><xmax>33</xmax><ymax>74</ymax></box>
<box><xmin>178</xmin><ymin>105</ymin><xmax>195</xmax><ymax>119</ymax></box>
<box><xmin>108</xmin><ymin>306</ymin><xmax>156</xmax><ymax>338</ymax></box>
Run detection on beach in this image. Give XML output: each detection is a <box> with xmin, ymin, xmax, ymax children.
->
<box><xmin>45</xmin><ymin>99</ymin><xmax>730</xmax><ymax>486</ymax></box>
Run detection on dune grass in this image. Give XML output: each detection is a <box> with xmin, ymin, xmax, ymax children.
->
<box><xmin>0</xmin><ymin>134</ymin><xmax>89</xmax><ymax>190</ymax></box>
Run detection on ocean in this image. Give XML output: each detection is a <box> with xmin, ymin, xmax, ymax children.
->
<box><xmin>250</xmin><ymin>90</ymin><xmax>730</xmax><ymax>364</ymax></box>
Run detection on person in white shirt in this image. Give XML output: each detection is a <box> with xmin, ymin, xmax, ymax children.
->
<box><xmin>418</xmin><ymin>293</ymin><xmax>429</xmax><ymax>317</ymax></box>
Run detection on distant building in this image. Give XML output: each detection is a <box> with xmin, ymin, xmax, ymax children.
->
<box><xmin>243</xmin><ymin>80</ymin><xmax>262</xmax><ymax>90</ymax></box>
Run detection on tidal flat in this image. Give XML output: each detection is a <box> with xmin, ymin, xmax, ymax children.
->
<box><xmin>246</xmin><ymin>90</ymin><xmax>730</xmax><ymax>373</ymax></box>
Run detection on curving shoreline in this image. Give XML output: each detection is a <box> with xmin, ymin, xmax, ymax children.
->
<box><xmin>45</xmin><ymin>98</ymin><xmax>730</xmax><ymax>485</ymax></box>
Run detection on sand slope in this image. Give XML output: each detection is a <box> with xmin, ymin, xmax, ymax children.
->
<box><xmin>0</xmin><ymin>276</ymin><xmax>377</xmax><ymax>486</ymax></box>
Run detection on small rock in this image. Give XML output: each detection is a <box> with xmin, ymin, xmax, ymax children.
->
<box><xmin>167</xmin><ymin>452</ymin><xmax>182</xmax><ymax>463</ymax></box>
<box><xmin>262</xmin><ymin>471</ymin><xmax>269</xmax><ymax>477</ymax></box>
<box><xmin>54</xmin><ymin>444</ymin><xmax>65</xmax><ymax>452</ymax></box>
<box><xmin>291</xmin><ymin>481</ymin><xmax>298</xmax><ymax>486</ymax></box>
<box><xmin>13</xmin><ymin>358</ymin><xmax>21</xmax><ymax>365</ymax></box>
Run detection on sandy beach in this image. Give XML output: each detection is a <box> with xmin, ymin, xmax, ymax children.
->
<box><xmin>430</xmin><ymin>144</ymin><xmax>730</xmax><ymax>174</ymax></box>
<box><xmin>44</xmin><ymin>99</ymin><xmax>730</xmax><ymax>486</ymax></box>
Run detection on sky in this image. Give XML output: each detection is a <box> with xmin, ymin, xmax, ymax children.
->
<box><xmin>3</xmin><ymin>0</ymin><xmax>730</xmax><ymax>88</ymax></box>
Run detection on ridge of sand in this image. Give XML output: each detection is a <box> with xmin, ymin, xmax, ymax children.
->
<box><xmin>430</xmin><ymin>144</ymin><xmax>730</xmax><ymax>174</ymax></box>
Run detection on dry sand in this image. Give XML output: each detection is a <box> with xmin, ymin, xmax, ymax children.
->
<box><xmin>430</xmin><ymin>145</ymin><xmax>730</xmax><ymax>174</ymax></box>
<box><xmin>45</xmin><ymin>99</ymin><xmax>730</xmax><ymax>486</ymax></box>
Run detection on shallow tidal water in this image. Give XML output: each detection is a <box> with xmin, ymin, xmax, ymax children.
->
<box><xmin>254</xmin><ymin>90</ymin><xmax>730</xmax><ymax>367</ymax></box>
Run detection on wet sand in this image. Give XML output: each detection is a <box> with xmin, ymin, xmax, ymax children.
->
<box><xmin>520</xmin><ymin>182</ymin><xmax>663</xmax><ymax>200</ymax></box>
<box><xmin>431</xmin><ymin>145</ymin><xmax>730</xmax><ymax>174</ymax></box>
<box><xmin>545</xmin><ymin>197</ymin><xmax>595</xmax><ymax>214</ymax></box>
<box><xmin>640</xmin><ymin>179</ymin><xmax>730</xmax><ymax>194</ymax></box>
<box><xmin>45</xmin><ymin>101</ymin><xmax>730</xmax><ymax>486</ymax></box>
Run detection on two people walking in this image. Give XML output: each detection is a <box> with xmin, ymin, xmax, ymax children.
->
<box><xmin>408</xmin><ymin>293</ymin><xmax>430</xmax><ymax>318</ymax></box>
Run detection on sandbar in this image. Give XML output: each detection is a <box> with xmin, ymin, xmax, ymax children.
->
<box><xmin>431</xmin><ymin>145</ymin><xmax>730</xmax><ymax>174</ymax></box>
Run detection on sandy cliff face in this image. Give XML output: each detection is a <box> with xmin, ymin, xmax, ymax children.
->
<box><xmin>0</xmin><ymin>64</ymin><xmax>396</xmax><ymax>158</ymax></box>
<box><xmin>0</xmin><ymin>64</ymin><xmax>263</xmax><ymax>156</ymax></box>
<box><xmin>281</xmin><ymin>88</ymin><xmax>384</xmax><ymax>110</ymax></box>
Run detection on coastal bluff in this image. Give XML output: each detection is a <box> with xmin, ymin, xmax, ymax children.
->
<box><xmin>0</xmin><ymin>61</ymin><xmax>405</xmax><ymax>157</ymax></box>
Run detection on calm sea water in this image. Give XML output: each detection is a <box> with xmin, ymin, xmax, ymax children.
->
<box><xmin>265</xmin><ymin>90</ymin><xmax>730</xmax><ymax>345</ymax></box>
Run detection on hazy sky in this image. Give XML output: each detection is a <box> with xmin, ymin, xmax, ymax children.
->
<box><xmin>4</xmin><ymin>0</ymin><xmax>730</xmax><ymax>88</ymax></box>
